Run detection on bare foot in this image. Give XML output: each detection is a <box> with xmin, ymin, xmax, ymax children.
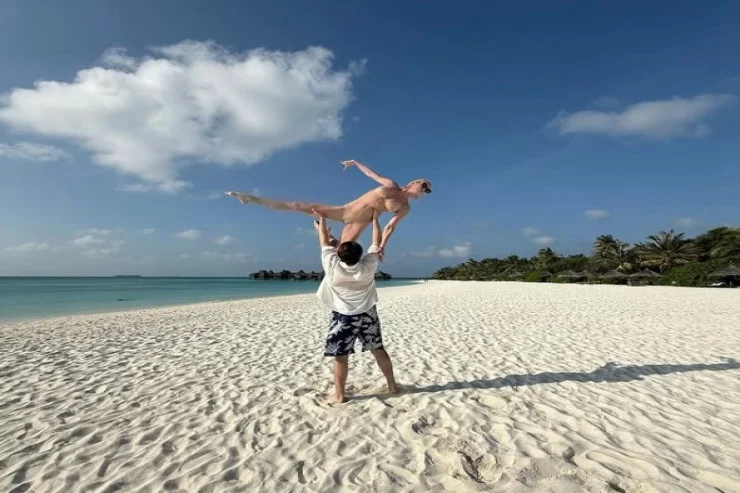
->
<box><xmin>225</xmin><ymin>191</ymin><xmax>256</xmax><ymax>205</ymax></box>
<box><xmin>388</xmin><ymin>382</ymin><xmax>400</xmax><ymax>395</ymax></box>
<box><xmin>331</xmin><ymin>393</ymin><xmax>347</xmax><ymax>404</ymax></box>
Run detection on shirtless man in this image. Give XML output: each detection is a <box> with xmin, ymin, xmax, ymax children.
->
<box><xmin>226</xmin><ymin>160</ymin><xmax>431</xmax><ymax>256</ymax></box>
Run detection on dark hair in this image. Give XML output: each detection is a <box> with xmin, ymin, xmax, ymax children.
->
<box><xmin>337</xmin><ymin>241</ymin><xmax>363</xmax><ymax>266</ymax></box>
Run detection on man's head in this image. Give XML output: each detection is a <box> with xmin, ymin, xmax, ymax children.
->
<box><xmin>337</xmin><ymin>241</ymin><xmax>363</xmax><ymax>266</ymax></box>
<box><xmin>405</xmin><ymin>179</ymin><xmax>432</xmax><ymax>198</ymax></box>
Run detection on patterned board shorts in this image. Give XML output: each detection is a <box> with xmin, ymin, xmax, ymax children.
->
<box><xmin>324</xmin><ymin>306</ymin><xmax>384</xmax><ymax>357</ymax></box>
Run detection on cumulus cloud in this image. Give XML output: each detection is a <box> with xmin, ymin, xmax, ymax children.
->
<box><xmin>438</xmin><ymin>243</ymin><xmax>472</xmax><ymax>259</ymax></box>
<box><xmin>584</xmin><ymin>209</ymin><xmax>609</xmax><ymax>220</ymax></box>
<box><xmin>533</xmin><ymin>236</ymin><xmax>554</xmax><ymax>246</ymax></box>
<box><xmin>140</xmin><ymin>228</ymin><xmax>156</xmax><ymax>235</ymax></box>
<box><xmin>0</xmin><ymin>141</ymin><xmax>69</xmax><ymax>162</ymax></box>
<box><xmin>676</xmin><ymin>217</ymin><xmax>698</xmax><ymax>228</ymax></box>
<box><xmin>548</xmin><ymin>94</ymin><xmax>736</xmax><ymax>139</ymax></box>
<box><xmin>521</xmin><ymin>227</ymin><xmax>539</xmax><ymax>237</ymax></box>
<box><xmin>4</xmin><ymin>241</ymin><xmax>53</xmax><ymax>253</ymax></box>
<box><xmin>0</xmin><ymin>41</ymin><xmax>363</xmax><ymax>192</ymax></box>
<box><xmin>174</xmin><ymin>229</ymin><xmax>202</xmax><ymax>240</ymax></box>
<box><xmin>215</xmin><ymin>234</ymin><xmax>235</xmax><ymax>246</ymax></box>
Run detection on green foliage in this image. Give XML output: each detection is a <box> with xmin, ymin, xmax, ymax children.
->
<box><xmin>524</xmin><ymin>270</ymin><xmax>550</xmax><ymax>282</ymax></box>
<box><xmin>635</xmin><ymin>230</ymin><xmax>696</xmax><ymax>271</ymax></box>
<box><xmin>431</xmin><ymin>225</ymin><xmax>738</xmax><ymax>288</ymax></box>
<box><xmin>662</xmin><ymin>260</ymin><xmax>725</xmax><ymax>287</ymax></box>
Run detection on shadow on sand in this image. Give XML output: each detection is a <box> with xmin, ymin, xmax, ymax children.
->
<box><xmin>351</xmin><ymin>358</ymin><xmax>740</xmax><ymax>401</ymax></box>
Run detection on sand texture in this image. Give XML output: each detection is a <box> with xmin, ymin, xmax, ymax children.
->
<box><xmin>1</xmin><ymin>282</ymin><xmax>740</xmax><ymax>492</ymax></box>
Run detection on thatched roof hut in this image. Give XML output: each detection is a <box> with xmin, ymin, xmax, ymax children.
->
<box><xmin>631</xmin><ymin>269</ymin><xmax>662</xmax><ymax>279</ymax></box>
<box><xmin>710</xmin><ymin>265</ymin><xmax>740</xmax><ymax>278</ymax></box>
<box><xmin>601</xmin><ymin>270</ymin><xmax>628</xmax><ymax>279</ymax></box>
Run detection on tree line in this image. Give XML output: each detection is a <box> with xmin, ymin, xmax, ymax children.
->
<box><xmin>432</xmin><ymin>227</ymin><xmax>740</xmax><ymax>287</ymax></box>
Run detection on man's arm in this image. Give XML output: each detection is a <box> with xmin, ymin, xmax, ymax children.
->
<box><xmin>313</xmin><ymin>210</ymin><xmax>331</xmax><ymax>247</ymax></box>
<box><xmin>341</xmin><ymin>160</ymin><xmax>396</xmax><ymax>187</ymax></box>
<box><xmin>372</xmin><ymin>211</ymin><xmax>382</xmax><ymax>247</ymax></box>
<box><xmin>379</xmin><ymin>207</ymin><xmax>409</xmax><ymax>250</ymax></box>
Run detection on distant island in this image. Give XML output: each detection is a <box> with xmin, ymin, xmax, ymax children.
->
<box><xmin>113</xmin><ymin>275</ymin><xmax>142</xmax><ymax>278</ymax></box>
<box><xmin>249</xmin><ymin>269</ymin><xmax>392</xmax><ymax>281</ymax></box>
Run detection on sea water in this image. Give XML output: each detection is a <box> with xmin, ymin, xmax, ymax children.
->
<box><xmin>0</xmin><ymin>277</ymin><xmax>413</xmax><ymax>323</ymax></box>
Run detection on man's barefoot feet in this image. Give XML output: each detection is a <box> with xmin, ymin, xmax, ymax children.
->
<box><xmin>388</xmin><ymin>382</ymin><xmax>400</xmax><ymax>395</ymax></box>
<box><xmin>225</xmin><ymin>191</ymin><xmax>256</xmax><ymax>205</ymax></box>
<box><xmin>331</xmin><ymin>392</ymin><xmax>347</xmax><ymax>404</ymax></box>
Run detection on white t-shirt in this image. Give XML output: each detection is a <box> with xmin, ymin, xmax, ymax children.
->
<box><xmin>316</xmin><ymin>245</ymin><xmax>380</xmax><ymax>315</ymax></box>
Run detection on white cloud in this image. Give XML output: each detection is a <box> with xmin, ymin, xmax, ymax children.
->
<box><xmin>83</xmin><ymin>246</ymin><xmax>122</xmax><ymax>257</ymax></box>
<box><xmin>140</xmin><ymin>228</ymin><xmax>156</xmax><ymax>235</ymax></box>
<box><xmin>521</xmin><ymin>227</ymin><xmax>539</xmax><ymax>237</ymax></box>
<box><xmin>180</xmin><ymin>253</ymin><xmax>191</xmax><ymax>259</ymax></box>
<box><xmin>207</xmin><ymin>191</ymin><xmax>224</xmax><ymax>200</ymax></box>
<box><xmin>100</xmin><ymin>46</ymin><xmax>137</xmax><ymax>70</ymax></box>
<box><xmin>71</xmin><ymin>234</ymin><xmax>107</xmax><ymax>246</ymax></box>
<box><xmin>201</xmin><ymin>251</ymin><xmax>249</xmax><ymax>262</ymax></box>
<box><xmin>70</xmin><ymin>229</ymin><xmax>123</xmax><ymax>255</ymax></box>
<box><xmin>5</xmin><ymin>241</ymin><xmax>53</xmax><ymax>253</ymax></box>
<box><xmin>438</xmin><ymin>243</ymin><xmax>472</xmax><ymax>259</ymax></box>
<box><xmin>174</xmin><ymin>229</ymin><xmax>202</xmax><ymax>240</ymax></box>
<box><xmin>411</xmin><ymin>246</ymin><xmax>436</xmax><ymax>258</ymax></box>
<box><xmin>0</xmin><ymin>141</ymin><xmax>69</xmax><ymax>162</ymax></box>
<box><xmin>251</xmin><ymin>187</ymin><xmax>263</xmax><ymax>197</ymax></box>
<box><xmin>676</xmin><ymin>217</ymin><xmax>698</xmax><ymax>228</ymax></box>
<box><xmin>0</xmin><ymin>41</ymin><xmax>362</xmax><ymax>192</ymax></box>
<box><xmin>548</xmin><ymin>94</ymin><xmax>736</xmax><ymax>139</ymax></box>
<box><xmin>533</xmin><ymin>236</ymin><xmax>554</xmax><ymax>246</ymax></box>
<box><xmin>584</xmin><ymin>209</ymin><xmax>609</xmax><ymax>220</ymax></box>
<box><xmin>215</xmin><ymin>234</ymin><xmax>235</xmax><ymax>246</ymax></box>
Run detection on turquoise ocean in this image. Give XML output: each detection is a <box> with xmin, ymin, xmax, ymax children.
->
<box><xmin>0</xmin><ymin>277</ymin><xmax>415</xmax><ymax>323</ymax></box>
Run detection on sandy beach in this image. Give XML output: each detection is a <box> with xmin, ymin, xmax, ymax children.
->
<box><xmin>1</xmin><ymin>281</ymin><xmax>739</xmax><ymax>493</ymax></box>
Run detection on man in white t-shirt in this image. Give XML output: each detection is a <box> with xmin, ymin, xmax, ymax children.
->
<box><xmin>314</xmin><ymin>210</ymin><xmax>398</xmax><ymax>403</ymax></box>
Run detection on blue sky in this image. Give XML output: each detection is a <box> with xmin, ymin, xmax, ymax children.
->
<box><xmin>1</xmin><ymin>1</ymin><xmax>739</xmax><ymax>277</ymax></box>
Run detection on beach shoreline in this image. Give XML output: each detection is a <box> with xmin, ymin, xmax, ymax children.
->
<box><xmin>2</xmin><ymin>281</ymin><xmax>739</xmax><ymax>492</ymax></box>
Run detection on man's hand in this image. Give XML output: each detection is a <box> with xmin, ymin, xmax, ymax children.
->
<box><xmin>376</xmin><ymin>246</ymin><xmax>385</xmax><ymax>262</ymax></box>
<box><xmin>340</xmin><ymin>159</ymin><xmax>358</xmax><ymax>170</ymax></box>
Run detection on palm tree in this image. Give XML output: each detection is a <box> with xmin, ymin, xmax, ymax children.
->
<box><xmin>592</xmin><ymin>235</ymin><xmax>618</xmax><ymax>263</ymax></box>
<box><xmin>693</xmin><ymin>227</ymin><xmax>740</xmax><ymax>261</ymax></box>
<box><xmin>592</xmin><ymin>235</ymin><xmax>634</xmax><ymax>271</ymax></box>
<box><xmin>534</xmin><ymin>248</ymin><xmax>559</xmax><ymax>270</ymax></box>
<box><xmin>607</xmin><ymin>241</ymin><xmax>636</xmax><ymax>272</ymax></box>
<box><xmin>710</xmin><ymin>228</ymin><xmax>740</xmax><ymax>260</ymax></box>
<box><xmin>636</xmin><ymin>230</ymin><xmax>696</xmax><ymax>271</ymax></box>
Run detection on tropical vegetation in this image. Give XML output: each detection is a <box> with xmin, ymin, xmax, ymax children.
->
<box><xmin>432</xmin><ymin>227</ymin><xmax>740</xmax><ymax>287</ymax></box>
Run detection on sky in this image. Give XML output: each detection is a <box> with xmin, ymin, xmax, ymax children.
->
<box><xmin>1</xmin><ymin>0</ymin><xmax>739</xmax><ymax>277</ymax></box>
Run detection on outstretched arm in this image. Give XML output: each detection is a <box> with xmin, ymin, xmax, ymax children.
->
<box><xmin>380</xmin><ymin>207</ymin><xmax>409</xmax><ymax>250</ymax></box>
<box><xmin>312</xmin><ymin>210</ymin><xmax>331</xmax><ymax>248</ymax></box>
<box><xmin>371</xmin><ymin>211</ymin><xmax>382</xmax><ymax>247</ymax></box>
<box><xmin>341</xmin><ymin>160</ymin><xmax>397</xmax><ymax>187</ymax></box>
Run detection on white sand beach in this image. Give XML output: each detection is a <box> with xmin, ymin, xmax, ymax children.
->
<box><xmin>1</xmin><ymin>281</ymin><xmax>739</xmax><ymax>493</ymax></box>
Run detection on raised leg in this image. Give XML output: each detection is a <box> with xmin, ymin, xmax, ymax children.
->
<box><xmin>226</xmin><ymin>191</ymin><xmax>345</xmax><ymax>222</ymax></box>
<box><xmin>333</xmin><ymin>356</ymin><xmax>349</xmax><ymax>403</ymax></box>
<box><xmin>340</xmin><ymin>222</ymin><xmax>370</xmax><ymax>243</ymax></box>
